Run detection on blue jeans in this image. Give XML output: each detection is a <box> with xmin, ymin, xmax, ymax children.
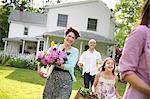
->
<box><xmin>84</xmin><ymin>72</ymin><xmax>95</xmax><ymax>89</ymax></box>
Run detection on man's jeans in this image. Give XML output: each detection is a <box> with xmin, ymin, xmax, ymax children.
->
<box><xmin>84</xmin><ymin>72</ymin><xmax>95</xmax><ymax>89</ymax></box>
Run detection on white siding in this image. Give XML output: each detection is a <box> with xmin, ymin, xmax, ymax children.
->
<box><xmin>46</xmin><ymin>1</ymin><xmax>115</xmax><ymax>38</ymax></box>
<box><xmin>8</xmin><ymin>22</ymin><xmax>46</xmax><ymax>38</ymax></box>
<box><xmin>108</xmin><ymin>20</ymin><xmax>115</xmax><ymax>40</ymax></box>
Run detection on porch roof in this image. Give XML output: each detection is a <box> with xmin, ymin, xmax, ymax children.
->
<box><xmin>3</xmin><ymin>37</ymin><xmax>38</xmax><ymax>42</ymax></box>
<box><xmin>43</xmin><ymin>29</ymin><xmax>116</xmax><ymax>44</ymax></box>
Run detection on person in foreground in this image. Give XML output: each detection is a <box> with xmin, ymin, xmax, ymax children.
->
<box><xmin>119</xmin><ymin>0</ymin><xmax>150</xmax><ymax>99</ymax></box>
<box><xmin>43</xmin><ymin>27</ymin><xmax>80</xmax><ymax>99</ymax></box>
<box><xmin>78</xmin><ymin>39</ymin><xmax>102</xmax><ymax>89</ymax></box>
<box><xmin>92</xmin><ymin>57</ymin><xmax>119</xmax><ymax>99</ymax></box>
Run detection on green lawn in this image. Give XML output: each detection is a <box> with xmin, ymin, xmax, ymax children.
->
<box><xmin>0</xmin><ymin>66</ymin><xmax>126</xmax><ymax>99</ymax></box>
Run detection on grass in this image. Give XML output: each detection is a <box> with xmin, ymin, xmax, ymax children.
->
<box><xmin>0</xmin><ymin>66</ymin><xmax>126</xmax><ymax>99</ymax></box>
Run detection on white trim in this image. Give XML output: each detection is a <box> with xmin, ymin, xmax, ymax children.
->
<box><xmin>79</xmin><ymin>41</ymin><xmax>83</xmax><ymax>56</ymax></box>
<box><xmin>9</xmin><ymin>21</ymin><xmax>46</xmax><ymax>27</ymax></box>
<box><xmin>22</xmin><ymin>40</ymin><xmax>25</xmax><ymax>54</ymax></box>
<box><xmin>36</xmin><ymin>39</ymin><xmax>40</xmax><ymax>52</ymax></box>
<box><xmin>4</xmin><ymin>41</ymin><xmax>8</xmax><ymax>52</ymax></box>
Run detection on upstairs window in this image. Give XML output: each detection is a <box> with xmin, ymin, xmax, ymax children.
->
<box><xmin>57</xmin><ymin>14</ymin><xmax>68</xmax><ymax>27</ymax></box>
<box><xmin>87</xmin><ymin>18</ymin><xmax>97</xmax><ymax>31</ymax></box>
<box><xmin>24</xmin><ymin>27</ymin><xmax>28</xmax><ymax>35</ymax></box>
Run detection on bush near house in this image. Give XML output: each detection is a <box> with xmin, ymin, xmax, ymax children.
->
<box><xmin>0</xmin><ymin>57</ymin><xmax>37</xmax><ymax>70</ymax></box>
<box><xmin>5</xmin><ymin>58</ymin><xmax>37</xmax><ymax>70</ymax></box>
<box><xmin>0</xmin><ymin>55</ymin><xmax>11</xmax><ymax>65</ymax></box>
<box><xmin>0</xmin><ymin>51</ymin><xmax>37</xmax><ymax>70</ymax></box>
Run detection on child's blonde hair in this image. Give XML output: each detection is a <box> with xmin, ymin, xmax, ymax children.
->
<box><xmin>101</xmin><ymin>57</ymin><xmax>116</xmax><ymax>75</ymax></box>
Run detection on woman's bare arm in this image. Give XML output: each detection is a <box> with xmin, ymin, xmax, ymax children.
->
<box><xmin>124</xmin><ymin>73</ymin><xmax>150</xmax><ymax>95</ymax></box>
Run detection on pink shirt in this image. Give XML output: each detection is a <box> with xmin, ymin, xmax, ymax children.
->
<box><xmin>119</xmin><ymin>25</ymin><xmax>150</xmax><ymax>99</ymax></box>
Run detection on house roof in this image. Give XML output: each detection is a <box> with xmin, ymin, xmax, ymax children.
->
<box><xmin>43</xmin><ymin>29</ymin><xmax>115</xmax><ymax>44</ymax></box>
<box><xmin>45</xmin><ymin>0</ymin><xmax>111</xmax><ymax>14</ymax></box>
<box><xmin>8</xmin><ymin>10</ymin><xmax>47</xmax><ymax>26</ymax></box>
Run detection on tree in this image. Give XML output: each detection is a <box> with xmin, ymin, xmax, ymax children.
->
<box><xmin>2</xmin><ymin>0</ymin><xmax>27</xmax><ymax>11</ymax></box>
<box><xmin>0</xmin><ymin>7</ymin><xmax>10</xmax><ymax>49</ymax></box>
<box><xmin>114</xmin><ymin>0</ymin><xmax>144</xmax><ymax>48</ymax></box>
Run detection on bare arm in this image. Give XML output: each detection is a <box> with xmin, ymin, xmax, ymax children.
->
<box><xmin>92</xmin><ymin>72</ymin><xmax>100</xmax><ymax>93</ymax></box>
<box><xmin>124</xmin><ymin>73</ymin><xmax>150</xmax><ymax>95</ymax></box>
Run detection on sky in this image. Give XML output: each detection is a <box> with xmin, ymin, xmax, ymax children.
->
<box><xmin>0</xmin><ymin>0</ymin><xmax>119</xmax><ymax>9</ymax></box>
<box><xmin>101</xmin><ymin>0</ymin><xmax>119</xmax><ymax>9</ymax></box>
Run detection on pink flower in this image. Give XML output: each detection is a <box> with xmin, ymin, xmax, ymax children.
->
<box><xmin>40</xmin><ymin>58</ymin><xmax>48</xmax><ymax>65</ymax></box>
<box><xmin>45</xmin><ymin>55</ymin><xmax>55</xmax><ymax>64</ymax></box>
<box><xmin>36</xmin><ymin>45</ymin><xmax>69</xmax><ymax>79</ymax></box>
<box><xmin>36</xmin><ymin>46</ymin><xmax>68</xmax><ymax>66</ymax></box>
<box><xmin>36</xmin><ymin>51</ymin><xmax>44</xmax><ymax>59</ymax></box>
<box><xmin>59</xmin><ymin>51</ymin><xmax>66</xmax><ymax>58</ymax></box>
<box><xmin>56</xmin><ymin>57</ymin><xmax>64</xmax><ymax>65</ymax></box>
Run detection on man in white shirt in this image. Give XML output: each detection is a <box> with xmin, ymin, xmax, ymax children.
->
<box><xmin>78</xmin><ymin>39</ymin><xmax>102</xmax><ymax>89</ymax></box>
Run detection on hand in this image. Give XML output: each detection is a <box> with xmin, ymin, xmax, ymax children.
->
<box><xmin>37</xmin><ymin>71</ymin><xmax>48</xmax><ymax>78</ymax></box>
<box><xmin>92</xmin><ymin>92</ymin><xmax>96</xmax><ymax>96</ymax></box>
<box><xmin>55</xmin><ymin>64</ymin><xmax>64</xmax><ymax>69</ymax></box>
<box><xmin>148</xmin><ymin>86</ymin><xmax>150</xmax><ymax>96</ymax></box>
<box><xmin>79</xmin><ymin>63</ymin><xmax>84</xmax><ymax>67</ymax></box>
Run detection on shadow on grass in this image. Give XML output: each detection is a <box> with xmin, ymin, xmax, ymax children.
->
<box><xmin>3</xmin><ymin>66</ymin><xmax>84</xmax><ymax>90</ymax></box>
<box><xmin>5</xmin><ymin>67</ymin><xmax>46</xmax><ymax>86</ymax></box>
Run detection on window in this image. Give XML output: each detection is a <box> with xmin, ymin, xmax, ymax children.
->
<box><xmin>57</xmin><ymin>14</ymin><xmax>68</xmax><ymax>27</ymax></box>
<box><xmin>39</xmin><ymin>41</ymin><xmax>44</xmax><ymax>51</ymax></box>
<box><xmin>87</xmin><ymin>18</ymin><xmax>97</xmax><ymax>31</ymax></box>
<box><xmin>24</xmin><ymin>27</ymin><xmax>28</xmax><ymax>35</ymax></box>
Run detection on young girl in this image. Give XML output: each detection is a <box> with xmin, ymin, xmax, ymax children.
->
<box><xmin>92</xmin><ymin>57</ymin><xmax>119</xmax><ymax>99</ymax></box>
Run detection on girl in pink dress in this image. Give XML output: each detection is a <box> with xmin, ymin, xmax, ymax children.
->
<box><xmin>92</xmin><ymin>57</ymin><xmax>119</xmax><ymax>99</ymax></box>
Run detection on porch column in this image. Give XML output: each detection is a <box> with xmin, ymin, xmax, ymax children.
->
<box><xmin>4</xmin><ymin>40</ymin><xmax>8</xmax><ymax>52</ymax></box>
<box><xmin>22</xmin><ymin>40</ymin><xmax>25</xmax><ymax>54</ymax></box>
<box><xmin>45</xmin><ymin>36</ymin><xmax>49</xmax><ymax>51</ymax></box>
<box><xmin>79</xmin><ymin>41</ymin><xmax>83</xmax><ymax>56</ymax></box>
<box><xmin>112</xmin><ymin>45</ymin><xmax>116</xmax><ymax>59</ymax></box>
<box><xmin>36</xmin><ymin>40</ymin><xmax>40</xmax><ymax>52</ymax></box>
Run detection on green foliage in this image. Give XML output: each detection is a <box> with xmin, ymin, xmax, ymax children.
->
<box><xmin>0</xmin><ymin>56</ymin><xmax>11</xmax><ymax>65</ymax></box>
<box><xmin>79</xmin><ymin>87</ymin><xmax>91</xmax><ymax>97</ymax></box>
<box><xmin>27</xmin><ymin>60</ymin><xmax>38</xmax><ymax>70</ymax></box>
<box><xmin>2</xmin><ymin>0</ymin><xmax>46</xmax><ymax>13</ymax></box>
<box><xmin>7</xmin><ymin>58</ymin><xmax>29</xmax><ymax>68</ymax></box>
<box><xmin>0</xmin><ymin>7</ymin><xmax>10</xmax><ymax>48</ymax></box>
<box><xmin>114</xmin><ymin>0</ymin><xmax>144</xmax><ymax>48</ymax></box>
<box><xmin>3</xmin><ymin>57</ymin><xmax>37</xmax><ymax>70</ymax></box>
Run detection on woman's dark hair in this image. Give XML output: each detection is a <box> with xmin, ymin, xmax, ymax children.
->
<box><xmin>101</xmin><ymin>57</ymin><xmax>116</xmax><ymax>75</ymax></box>
<box><xmin>140</xmin><ymin>0</ymin><xmax>150</xmax><ymax>26</ymax></box>
<box><xmin>65</xmin><ymin>27</ymin><xmax>80</xmax><ymax>39</ymax></box>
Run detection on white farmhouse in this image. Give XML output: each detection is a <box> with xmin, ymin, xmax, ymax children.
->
<box><xmin>3</xmin><ymin>0</ymin><xmax>116</xmax><ymax>59</ymax></box>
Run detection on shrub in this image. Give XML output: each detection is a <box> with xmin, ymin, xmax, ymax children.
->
<box><xmin>1</xmin><ymin>56</ymin><xmax>11</xmax><ymax>65</ymax></box>
<box><xmin>27</xmin><ymin>60</ymin><xmax>38</xmax><ymax>70</ymax></box>
<box><xmin>5</xmin><ymin>57</ymin><xmax>37</xmax><ymax>70</ymax></box>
